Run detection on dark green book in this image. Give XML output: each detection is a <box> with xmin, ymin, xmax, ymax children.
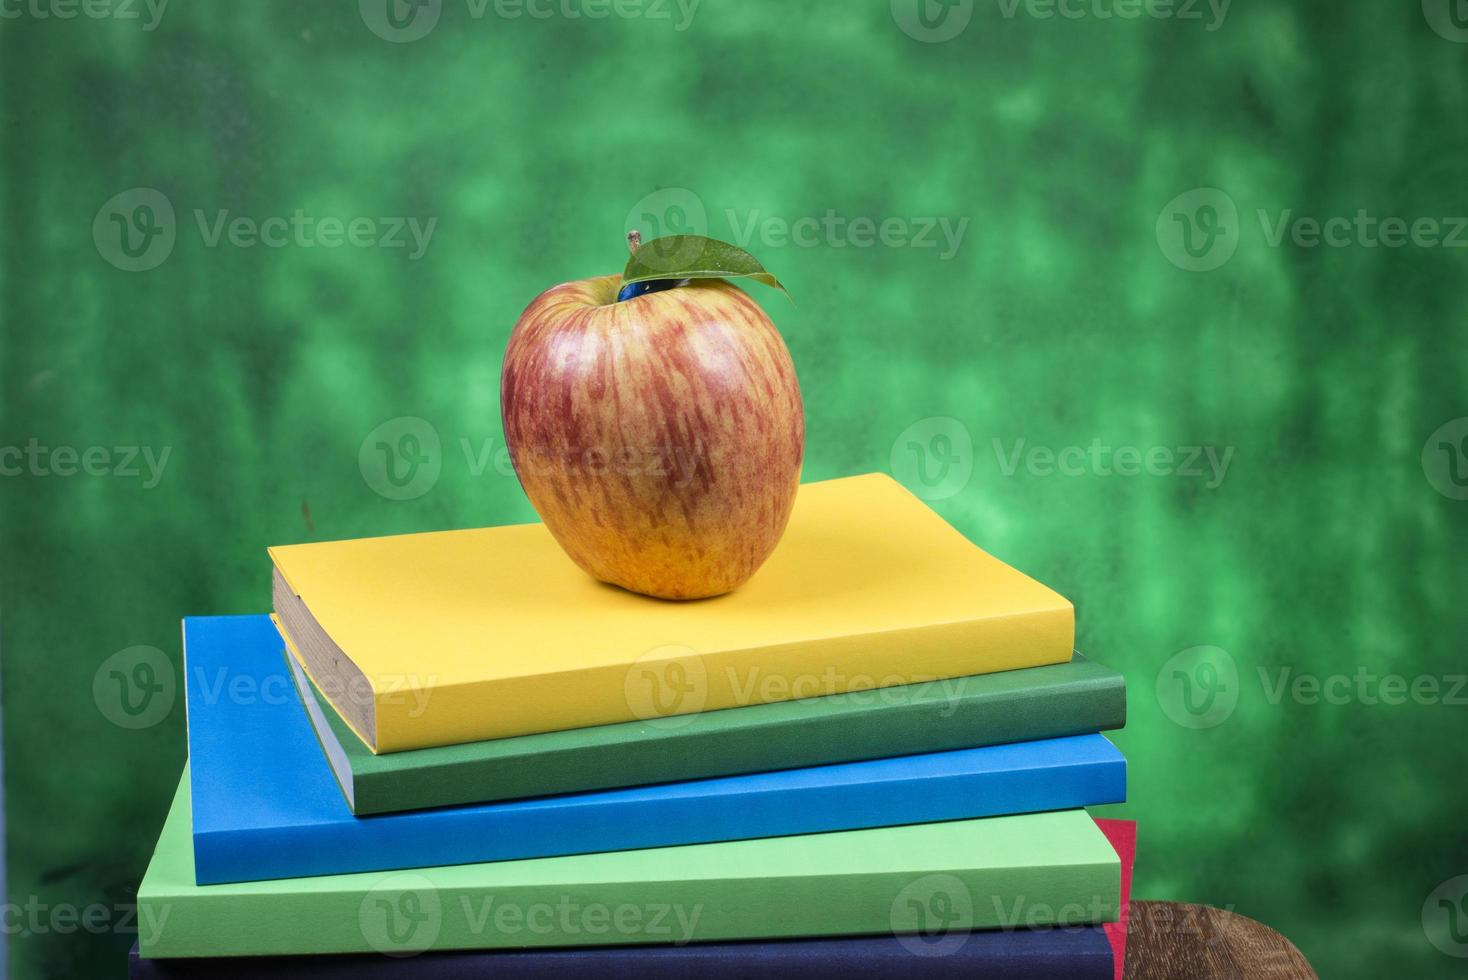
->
<box><xmin>286</xmin><ymin>647</ymin><xmax>1126</xmax><ymax>815</ymax></box>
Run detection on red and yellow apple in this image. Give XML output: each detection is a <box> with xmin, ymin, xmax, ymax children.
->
<box><xmin>501</xmin><ymin>274</ymin><xmax>803</xmax><ymax>600</ymax></box>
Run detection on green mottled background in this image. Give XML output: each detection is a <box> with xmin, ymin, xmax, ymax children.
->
<box><xmin>3</xmin><ymin>1</ymin><xmax>1466</xmax><ymax>976</ymax></box>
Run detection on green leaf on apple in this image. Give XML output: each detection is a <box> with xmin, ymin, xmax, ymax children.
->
<box><xmin>622</xmin><ymin>235</ymin><xmax>791</xmax><ymax>301</ymax></box>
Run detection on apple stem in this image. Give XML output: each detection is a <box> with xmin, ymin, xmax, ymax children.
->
<box><xmin>627</xmin><ymin>230</ymin><xmax>642</xmax><ymax>255</ymax></box>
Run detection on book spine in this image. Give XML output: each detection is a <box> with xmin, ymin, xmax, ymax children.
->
<box><xmin>373</xmin><ymin>607</ymin><xmax>1075</xmax><ymax>751</ymax></box>
<box><xmin>142</xmin><ymin>861</ymin><xmax>1120</xmax><ymax>957</ymax></box>
<box><xmin>132</xmin><ymin>930</ymin><xmax>1115</xmax><ymax>978</ymax></box>
<box><xmin>200</xmin><ymin>745</ymin><xmax>1125</xmax><ymax>883</ymax></box>
<box><xmin>355</xmin><ymin>672</ymin><xmax>1124</xmax><ymax>814</ymax></box>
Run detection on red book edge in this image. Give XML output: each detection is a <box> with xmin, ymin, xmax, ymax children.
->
<box><xmin>1093</xmin><ymin>818</ymin><xmax>1136</xmax><ymax>980</ymax></box>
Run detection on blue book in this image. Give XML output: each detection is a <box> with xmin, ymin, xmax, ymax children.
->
<box><xmin>185</xmin><ymin>615</ymin><xmax>1126</xmax><ymax>885</ymax></box>
<box><xmin>129</xmin><ymin>927</ymin><xmax>1115</xmax><ymax>978</ymax></box>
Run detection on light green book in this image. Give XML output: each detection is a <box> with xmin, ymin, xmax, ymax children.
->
<box><xmin>137</xmin><ymin>767</ymin><xmax>1120</xmax><ymax>958</ymax></box>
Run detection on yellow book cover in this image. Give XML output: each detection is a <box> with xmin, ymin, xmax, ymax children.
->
<box><xmin>269</xmin><ymin>473</ymin><xmax>1074</xmax><ymax>753</ymax></box>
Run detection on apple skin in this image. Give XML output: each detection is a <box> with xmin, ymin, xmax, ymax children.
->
<box><xmin>501</xmin><ymin>274</ymin><xmax>804</xmax><ymax>600</ymax></box>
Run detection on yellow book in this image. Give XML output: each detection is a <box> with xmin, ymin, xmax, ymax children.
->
<box><xmin>270</xmin><ymin>473</ymin><xmax>1073</xmax><ymax>753</ymax></box>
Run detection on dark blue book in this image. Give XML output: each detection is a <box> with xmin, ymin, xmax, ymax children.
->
<box><xmin>129</xmin><ymin>928</ymin><xmax>1115</xmax><ymax>978</ymax></box>
<box><xmin>186</xmin><ymin>615</ymin><xmax>1126</xmax><ymax>884</ymax></box>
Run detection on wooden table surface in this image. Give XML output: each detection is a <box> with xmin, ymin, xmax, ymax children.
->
<box><xmin>1125</xmin><ymin>902</ymin><xmax>1317</xmax><ymax>979</ymax></box>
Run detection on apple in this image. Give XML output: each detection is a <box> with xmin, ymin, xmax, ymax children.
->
<box><xmin>501</xmin><ymin>272</ymin><xmax>804</xmax><ymax>600</ymax></box>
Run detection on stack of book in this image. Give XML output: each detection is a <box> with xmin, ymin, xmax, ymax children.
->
<box><xmin>131</xmin><ymin>474</ymin><xmax>1133</xmax><ymax>977</ymax></box>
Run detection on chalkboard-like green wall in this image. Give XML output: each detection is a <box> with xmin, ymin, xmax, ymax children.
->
<box><xmin>3</xmin><ymin>3</ymin><xmax>1466</xmax><ymax>977</ymax></box>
